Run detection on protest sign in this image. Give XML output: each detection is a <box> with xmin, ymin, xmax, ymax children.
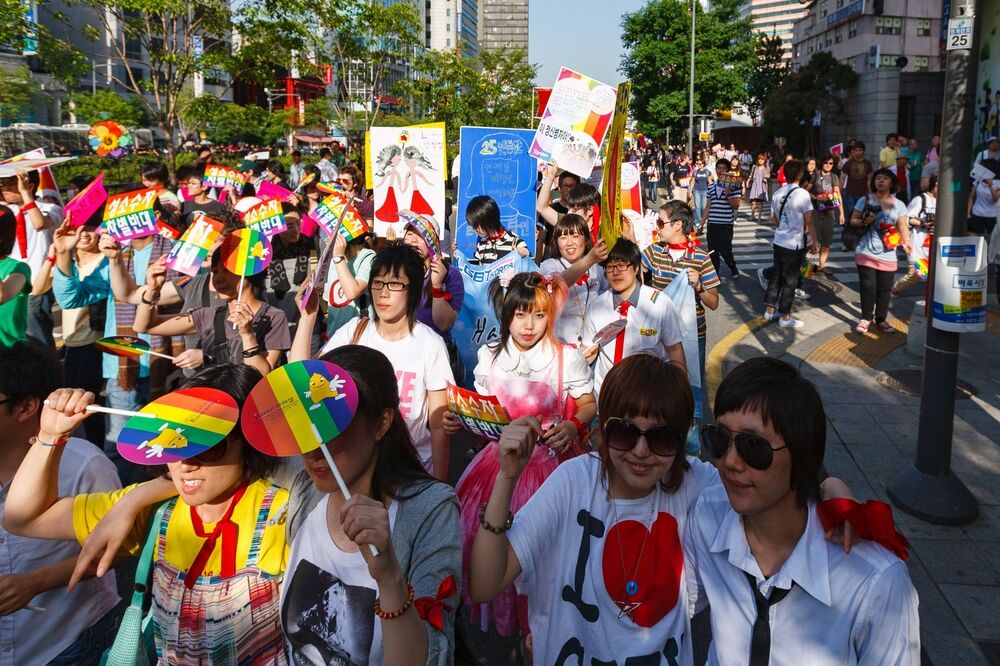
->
<box><xmin>530</xmin><ymin>67</ymin><xmax>617</xmax><ymax>179</ymax></box>
<box><xmin>103</xmin><ymin>187</ymin><xmax>159</xmax><ymax>241</ymax></box>
<box><xmin>64</xmin><ymin>172</ymin><xmax>107</xmax><ymax>227</ymax></box>
<box><xmin>256</xmin><ymin>180</ymin><xmax>294</xmax><ymax>201</ymax></box>
<box><xmin>310</xmin><ymin>191</ymin><xmax>369</xmax><ymax>240</ymax></box>
<box><xmin>456</xmin><ymin>127</ymin><xmax>537</xmax><ymax>258</ymax></box>
<box><xmin>244</xmin><ymin>197</ymin><xmax>287</xmax><ymax>237</ymax></box>
<box><xmin>203</xmin><ymin>164</ymin><xmax>247</xmax><ymax>191</ymax></box>
<box><xmin>370</xmin><ymin>124</ymin><xmax>446</xmax><ymax>237</ymax></box>
<box><xmin>0</xmin><ymin>156</ymin><xmax>74</xmax><ymax>177</ymax></box>
<box><xmin>446</xmin><ymin>384</ymin><xmax>511</xmax><ymax>439</ymax></box>
<box><xmin>0</xmin><ymin>149</ymin><xmax>65</xmax><ymax>203</ymax></box>
<box><xmin>164</xmin><ymin>213</ymin><xmax>223</xmax><ymax>277</ymax></box>
<box><xmin>621</xmin><ymin>161</ymin><xmax>643</xmax><ymax>216</ymax></box>
<box><xmin>717</xmin><ymin>173</ymin><xmax>744</xmax><ymax>196</ymax></box>
<box><xmin>599</xmin><ymin>81</ymin><xmax>631</xmax><ymax>248</ymax></box>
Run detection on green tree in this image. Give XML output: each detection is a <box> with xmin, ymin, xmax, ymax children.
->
<box><xmin>0</xmin><ymin>66</ymin><xmax>38</xmax><ymax>125</ymax></box>
<box><xmin>396</xmin><ymin>47</ymin><xmax>538</xmax><ymax>129</ymax></box>
<box><xmin>746</xmin><ymin>34</ymin><xmax>788</xmax><ymax>124</ymax></box>
<box><xmin>620</xmin><ymin>0</ymin><xmax>755</xmax><ymax>142</ymax></box>
<box><xmin>762</xmin><ymin>52</ymin><xmax>857</xmax><ymax>155</ymax></box>
<box><xmin>69</xmin><ymin>90</ymin><xmax>148</xmax><ymax>126</ymax></box>
<box><xmin>180</xmin><ymin>95</ymin><xmax>292</xmax><ymax>145</ymax></box>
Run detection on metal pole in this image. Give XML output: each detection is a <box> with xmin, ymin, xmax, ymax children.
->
<box><xmin>887</xmin><ymin>0</ymin><xmax>981</xmax><ymax>525</ymax></box>
<box><xmin>687</xmin><ymin>0</ymin><xmax>696</xmax><ymax>157</ymax></box>
<box><xmin>92</xmin><ymin>59</ymin><xmax>96</xmax><ymax>95</ymax></box>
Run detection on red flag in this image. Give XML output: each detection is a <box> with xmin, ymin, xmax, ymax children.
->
<box><xmin>535</xmin><ymin>88</ymin><xmax>552</xmax><ymax>118</ymax></box>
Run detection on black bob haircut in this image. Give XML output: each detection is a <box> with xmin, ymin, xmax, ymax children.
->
<box><xmin>604</xmin><ymin>237</ymin><xmax>642</xmax><ymax>270</ymax></box>
<box><xmin>567</xmin><ymin>182</ymin><xmax>600</xmax><ymax>210</ymax></box>
<box><xmin>0</xmin><ymin>341</ymin><xmax>64</xmax><ymax>411</ymax></box>
<box><xmin>466</xmin><ymin>195</ymin><xmax>502</xmax><ymax>235</ymax></box>
<box><xmin>713</xmin><ymin>357</ymin><xmax>825</xmax><ymax>506</ymax></box>
<box><xmin>870</xmin><ymin>167</ymin><xmax>898</xmax><ymax>194</ymax></box>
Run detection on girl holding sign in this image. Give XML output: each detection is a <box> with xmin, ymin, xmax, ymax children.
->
<box><xmin>3</xmin><ymin>365</ymin><xmax>291</xmax><ymax>665</ymax></box>
<box><xmin>451</xmin><ymin>271</ymin><xmax>596</xmax><ymax>643</ymax></box>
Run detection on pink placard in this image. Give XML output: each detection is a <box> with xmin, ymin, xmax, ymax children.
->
<box><xmin>64</xmin><ymin>173</ymin><xmax>108</xmax><ymax>227</ymax></box>
<box><xmin>256</xmin><ymin>180</ymin><xmax>294</xmax><ymax>201</ymax></box>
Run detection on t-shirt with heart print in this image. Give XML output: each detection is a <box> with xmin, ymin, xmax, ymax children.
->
<box><xmin>508</xmin><ymin>452</ymin><xmax>720</xmax><ymax>665</ymax></box>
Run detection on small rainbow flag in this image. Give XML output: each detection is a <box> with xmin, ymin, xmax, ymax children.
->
<box><xmin>117</xmin><ymin>387</ymin><xmax>239</xmax><ymax>464</ymax></box>
<box><xmin>399</xmin><ymin>212</ymin><xmax>439</xmax><ymax>257</ymax></box>
<box><xmin>221</xmin><ymin>227</ymin><xmax>272</xmax><ymax>276</ymax></box>
<box><xmin>915</xmin><ymin>258</ymin><xmax>929</xmax><ymax>280</ymax></box>
<box><xmin>241</xmin><ymin>361</ymin><xmax>360</xmax><ymax>457</ymax></box>
<box><xmin>244</xmin><ymin>198</ymin><xmax>287</xmax><ymax>237</ymax></box>
<box><xmin>316</xmin><ymin>181</ymin><xmax>345</xmax><ymax>195</ymax></box>
<box><xmin>97</xmin><ymin>335</ymin><xmax>150</xmax><ymax>358</ymax></box>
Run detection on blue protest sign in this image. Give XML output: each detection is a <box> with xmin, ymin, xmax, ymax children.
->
<box><xmin>456</xmin><ymin>127</ymin><xmax>538</xmax><ymax>259</ymax></box>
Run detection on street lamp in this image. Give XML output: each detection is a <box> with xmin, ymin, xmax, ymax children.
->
<box><xmin>687</xmin><ymin>0</ymin><xmax>696</xmax><ymax>156</ymax></box>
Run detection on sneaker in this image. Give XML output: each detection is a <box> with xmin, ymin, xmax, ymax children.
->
<box><xmin>794</xmin><ymin>288</ymin><xmax>810</xmax><ymax>300</ymax></box>
<box><xmin>875</xmin><ymin>321</ymin><xmax>897</xmax><ymax>333</ymax></box>
<box><xmin>855</xmin><ymin>319</ymin><xmax>871</xmax><ymax>334</ymax></box>
<box><xmin>763</xmin><ymin>310</ymin><xmax>780</xmax><ymax>322</ymax></box>
<box><xmin>778</xmin><ymin>316</ymin><xmax>805</xmax><ymax>329</ymax></box>
<box><xmin>757</xmin><ymin>268</ymin><xmax>768</xmax><ymax>290</ymax></box>
<box><xmin>821</xmin><ymin>266</ymin><xmax>834</xmax><ymax>275</ymax></box>
<box><xmin>730</xmin><ymin>267</ymin><xmax>741</xmax><ymax>280</ymax></box>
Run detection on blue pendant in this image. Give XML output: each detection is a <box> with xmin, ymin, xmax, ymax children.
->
<box><xmin>626</xmin><ymin>580</ymin><xmax>639</xmax><ymax>596</ymax></box>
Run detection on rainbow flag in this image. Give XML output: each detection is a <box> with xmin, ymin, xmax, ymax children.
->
<box><xmin>103</xmin><ymin>187</ymin><xmax>159</xmax><ymax>241</ymax></box>
<box><xmin>165</xmin><ymin>213</ymin><xmax>223</xmax><ymax>277</ymax></box>
<box><xmin>399</xmin><ymin>212</ymin><xmax>438</xmax><ymax>257</ymax></box>
<box><xmin>244</xmin><ymin>197</ymin><xmax>287</xmax><ymax>237</ymax></box>
<box><xmin>447</xmin><ymin>384</ymin><xmax>510</xmax><ymax>440</ymax></box>
<box><xmin>96</xmin><ymin>335</ymin><xmax>150</xmax><ymax>358</ymax></box>
<box><xmin>717</xmin><ymin>173</ymin><xmax>743</xmax><ymax>196</ymax></box>
<box><xmin>241</xmin><ymin>360</ymin><xmax>360</xmax><ymax>457</ymax></box>
<box><xmin>915</xmin><ymin>258</ymin><xmax>929</xmax><ymax>280</ymax></box>
<box><xmin>221</xmin><ymin>227</ymin><xmax>272</xmax><ymax>276</ymax></box>
<box><xmin>117</xmin><ymin>387</ymin><xmax>239</xmax><ymax>464</ymax></box>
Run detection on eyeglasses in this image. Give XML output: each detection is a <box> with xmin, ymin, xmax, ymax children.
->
<box><xmin>823</xmin><ymin>161</ymin><xmax>835</xmax><ymax>165</ymax></box>
<box><xmin>604</xmin><ymin>417</ymin><xmax>684</xmax><ymax>457</ymax></box>
<box><xmin>189</xmin><ymin>438</ymin><xmax>229</xmax><ymax>464</ymax></box>
<box><xmin>370</xmin><ymin>279</ymin><xmax>409</xmax><ymax>292</ymax></box>
<box><xmin>700</xmin><ymin>423</ymin><xmax>788</xmax><ymax>470</ymax></box>
<box><xmin>604</xmin><ymin>262</ymin><xmax>633</xmax><ymax>275</ymax></box>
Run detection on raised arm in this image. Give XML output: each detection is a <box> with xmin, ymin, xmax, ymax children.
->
<box><xmin>535</xmin><ymin>163</ymin><xmax>561</xmax><ymax>228</ymax></box>
<box><xmin>561</xmin><ymin>239</ymin><xmax>607</xmax><ymax>285</ymax></box>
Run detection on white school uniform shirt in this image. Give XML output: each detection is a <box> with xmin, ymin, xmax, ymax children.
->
<box><xmin>686</xmin><ymin>485</ymin><xmax>921</xmax><ymax>666</ymax></box>
<box><xmin>583</xmin><ymin>284</ymin><xmax>684</xmax><ymax>397</ymax></box>
<box><xmin>539</xmin><ymin>258</ymin><xmax>608</xmax><ymax>344</ymax></box>
<box><xmin>8</xmin><ymin>200</ymin><xmax>61</xmax><ymax>275</ymax></box>
<box><xmin>770</xmin><ymin>184</ymin><xmax>814</xmax><ymax>251</ymax></box>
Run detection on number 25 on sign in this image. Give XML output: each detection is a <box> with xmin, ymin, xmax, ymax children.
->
<box><xmin>947</xmin><ymin>17</ymin><xmax>973</xmax><ymax>51</ymax></box>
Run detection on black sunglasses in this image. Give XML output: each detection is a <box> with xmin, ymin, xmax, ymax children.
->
<box><xmin>604</xmin><ymin>417</ymin><xmax>684</xmax><ymax>457</ymax></box>
<box><xmin>700</xmin><ymin>424</ymin><xmax>787</xmax><ymax>470</ymax></box>
<box><xmin>189</xmin><ymin>437</ymin><xmax>229</xmax><ymax>464</ymax></box>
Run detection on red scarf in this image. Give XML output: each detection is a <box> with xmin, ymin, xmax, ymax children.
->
<box><xmin>484</xmin><ymin>229</ymin><xmax>506</xmax><ymax>242</ymax></box>
<box><xmin>576</xmin><ymin>273</ymin><xmax>589</xmax><ymax>286</ymax></box>
<box><xmin>15</xmin><ymin>207</ymin><xmax>28</xmax><ymax>258</ymax></box>
<box><xmin>613</xmin><ymin>300</ymin><xmax>632</xmax><ymax>363</ymax></box>
<box><xmin>186</xmin><ymin>482</ymin><xmax>248</xmax><ymax>588</ymax></box>
<box><xmin>817</xmin><ymin>498</ymin><xmax>910</xmax><ymax>560</ymax></box>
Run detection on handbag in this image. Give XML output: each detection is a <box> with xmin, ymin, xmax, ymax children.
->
<box><xmin>101</xmin><ymin>502</ymin><xmax>170</xmax><ymax>666</ymax></box>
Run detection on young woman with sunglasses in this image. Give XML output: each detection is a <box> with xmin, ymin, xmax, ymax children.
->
<box><xmin>3</xmin><ymin>365</ymin><xmax>290</xmax><ymax>665</ymax></box>
<box><xmin>292</xmin><ymin>242</ymin><xmax>453</xmax><ymax>481</ymax></box>
<box><xmin>452</xmin><ymin>271</ymin><xmax>596</xmax><ymax>645</ymax></box>
<box><xmin>689</xmin><ymin>357</ymin><xmax>918</xmax><ymax>665</ymax></box>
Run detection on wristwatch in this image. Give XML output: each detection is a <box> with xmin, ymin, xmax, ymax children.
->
<box><xmin>332</xmin><ymin>256</ymin><xmax>346</xmax><ymax>264</ymax></box>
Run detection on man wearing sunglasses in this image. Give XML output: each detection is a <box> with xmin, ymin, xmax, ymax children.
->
<box><xmin>688</xmin><ymin>357</ymin><xmax>919</xmax><ymax>665</ymax></box>
<box><xmin>582</xmin><ymin>238</ymin><xmax>686</xmax><ymax>397</ymax></box>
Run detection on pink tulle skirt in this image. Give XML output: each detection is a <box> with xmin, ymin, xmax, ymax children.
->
<box><xmin>456</xmin><ymin>437</ymin><xmax>587</xmax><ymax>637</ymax></box>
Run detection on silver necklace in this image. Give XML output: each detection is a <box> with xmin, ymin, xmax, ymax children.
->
<box><xmin>609</xmin><ymin>483</ymin><xmax>660</xmax><ymax>619</ymax></box>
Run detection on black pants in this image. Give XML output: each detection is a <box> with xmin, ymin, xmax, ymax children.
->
<box><xmin>764</xmin><ymin>246</ymin><xmax>804</xmax><ymax>315</ymax></box>
<box><xmin>857</xmin><ymin>265</ymin><xmax>894</xmax><ymax>322</ymax></box>
<box><xmin>707</xmin><ymin>223</ymin><xmax>737</xmax><ymax>275</ymax></box>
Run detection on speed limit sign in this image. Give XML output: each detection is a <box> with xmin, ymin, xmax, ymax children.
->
<box><xmin>947</xmin><ymin>17</ymin><xmax>973</xmax><ymax>50</ymax></box>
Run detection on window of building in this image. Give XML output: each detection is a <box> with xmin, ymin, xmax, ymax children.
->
<box><xmin>819</xmin><ymin>0</ymin><xmax>828</xmax><ymax>18</ymax></box>
<box><xmin>848</xmin><ymin>20</ymin><xmax>858</xmax><ymax>39</ymax></box>
<box><xmin>835</xmin><ymin>28</ymin><xmax>843</xmax><ymax>43</ymax></box>
<box><xmin>914</xmin><ymin>55</ymin><xmax>929</xmax><ymax>71</ymax></box>
<box><xmin>446</xmin><ymin>38</ymin><xmax>451</xmax><ymax>46</ymax></box>
<box><xmin>446</xmin><ymin>8</ymin><xmax>450</xmax><ymax>16</ymax></box>
<box><xmin>880</xmin><ymin>54</ymin><xmax>900</xmax><ymax>67</ymax></box>
<box><xmin>916</xmin><ymin>19</ymin><xmax>931</xmax><ymax>36</ymax></box>
<box><xmin>836</xmin><ymin>0</ymin><xmax>844</xmax><ymax>7</ymax></box>
<box><xmin>875</xmin><ymin>16</ymin><xmax>902</xmax><ymax>35</ymax></box>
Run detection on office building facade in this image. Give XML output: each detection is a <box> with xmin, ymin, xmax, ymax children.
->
<box><xmin>477</xmin><ymin>0</ymin><xmax>528</xmax><ymax>57</ymax></box>
<box><xmin>739</xmin><ymin>0</ymin><xmax>809</xmax><ymax>62</ymax></box>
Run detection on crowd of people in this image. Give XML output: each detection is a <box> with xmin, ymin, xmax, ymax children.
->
<box><xmin>0</xmin><ymin>132</ymin><xmax>941</xmax><ymax>665</ymax></box>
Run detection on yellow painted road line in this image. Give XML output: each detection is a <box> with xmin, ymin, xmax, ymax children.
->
<box><xmin>706</xmin><ymin>316</ymin><xmax>769</xmax><ymax>407</ymax></box>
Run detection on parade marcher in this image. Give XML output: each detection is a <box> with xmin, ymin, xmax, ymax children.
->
<box><xmin>879</xmin><ymin>133</ymin><xmax>899</xmax><ymax>168</ymax></box>
<box><xmin>848</xmin><ymin>169</ymin><xmax>911</xmax><ymax>334</ymax></box>
<box><xmin>337</xmin><ymin>163</ymin><xmax>374</xmax><ymax>221</ymax></box>
<box><xmin>805</xmin><ymin>154</ymin><xmax>845</xmax><ymax>274</ymax></box>
<box><xmin>701</xmin><ymin>160</ymin><xmax>742</xmax><ymax>279</ymax></box>
<box><xmin>0</xmin><ymin>204</ymin><xmax>29</xmax><ymax>347</ymax></box>
<box><xmin>141</xmin><ymin>161</ymin><xmax>180</xmax><ymax>215</ymax></box>
<box><xmin>316</xmin><ymin>146</ymin><xmax>339</xmax><ymax>183</ymax></box>
<box><xmin>645</xmin><ymin>159</ymin><xmax>660</xmax><ymax>204</ymax></box>
<box><xmin>288</xmin><ymin>150</ymin><xmax>305</xmax><ymax>190</ymax></box>
<box><xmin>468</xmin><ymin>195</ymin><xmax>530</xmax><ymax>265</ymax></box>
<box><xmin>690</xmin><ymin>156</ymin><xmax>713</xmax><ymax>225</ymax></box>
<box><xmin>763</xmin><ymin>160</ymin><xmax>815</xmax><ymax>330</ymax></box>
<box><xmin>265</xmin><ymin>203</ymin><xmax>319</xmax><ymax>345</ymax></box>
<box><xmin>453</xmin><ymin>272</ymin><xmax>596</xmax><ymax>646</ymax></box>
<box><xmin>539</xmin><ymin>214</ymin><xmax>609</xmax><ymax>345</ymax></box>
<box><xmin>967</xmin><ymin>158</ymin><xmax>1000</xmax><ymax>238</ymax></box>
<box><xmin>670</xmin><ymin>154</ymin><xmax>692</xmax><ymax>203</ymax></box>
<box><xmin>689</xmin><ymin>357</ymin><xmax>920</xmax><ymax>665</ymax></box>
<box><xmin>893</xmin><ymin>174</ymin><xmax>937</xmax><ymax>295</ymax></box>
<box><xmin>841</xmin><ymin>142</ymin><xmax>873</xmax><ymax>218</ymax></box>
<box><xmin>747</xmin><ymin>153</ymin><xmax>770</xmax><ymax>222</ymax></box>
<box><xmin>319</xmin><ymin>221</ymin><xmax>375</xmax><ymax>340</ymax></box>
<box><xmin>177</xmin><ymin>166</ymin><xmax>225</xmax><ymax>225</ymax></box>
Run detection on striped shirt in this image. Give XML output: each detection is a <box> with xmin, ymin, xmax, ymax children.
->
<box><xmin>706</xmin><ymin>183</ymin><xmax>739</xmax><ymax>225</ymax></box>
<box><xmin>642</xmin><ymin>244</ymin><xmax>720</xmax><ymax>339</ymax></box>
<box><xmin>472</xmin><ymin>230</ymin><xmax>528</xmax><ymax>265</ymax></box>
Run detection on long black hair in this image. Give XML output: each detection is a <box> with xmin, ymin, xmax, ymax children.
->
<box><xmin>319</xmin><ymin>345</ymin><xmax>433</xmax><ymax>501</ymax></box>
<box><xmin>368</xmin><ymin>241</ymin><xmax>425</xmax><ymax>330</ymax></box>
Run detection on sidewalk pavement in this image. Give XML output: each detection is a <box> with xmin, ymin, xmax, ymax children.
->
<box><xmin>713</xmin><ymin>286</ymin><xmax>1000</xmax><ymax>666</ymax></box>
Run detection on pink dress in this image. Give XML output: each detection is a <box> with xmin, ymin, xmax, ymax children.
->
<box><xmin>455</xmin><ymin>342</ymin><xmax>592</xmax><ymax>636</ymax></box>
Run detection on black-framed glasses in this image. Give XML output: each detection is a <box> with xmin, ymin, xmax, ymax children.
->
<box><xmin>189</xmin><ymin>438</ymin><xmax>229</xmax><ymax>464</ymax></box>
<box><xmin>700</xmin><ymin>424</ymin><xmax>788</xmax><ymax>470</ymax></box>
<box><xmin>604</xmin><ymin>262</ymin><xmax>633</xmax><ymax>275</ymax></box>
<box><xmin>370</xmin><ymin>279</ymin><xmax>409</xmax><ymax>292</ymax></box>
<box><xmin>604</xmin><ymin>417</ymin><xmax>684</xmax><ymax>457</ymax></box>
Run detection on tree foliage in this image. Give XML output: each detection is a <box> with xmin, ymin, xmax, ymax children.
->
<box><xmin>762</xmin><ymin>52</ymin><xmax>857</xmax><ymax>155</ymax></box>
<box><xmin>180</xmin><ymin>96</ymin><xmax>292</xmax><ymax>146</ymax></box>
<box><xmin>0</xmin><ymin>66</ymin><xmax>38</xmax><ymax>124</ymax></box>
<box><xmin>746</xmin><ymin>34</ymin><xmax>787</xmax><ymax>123</ymax></box>
<box><xmin>620</xmin><ymin>0</ymin><xmax>755</xmax><ymax>141</ymax></box>
<box><xmin>70</xmin><ymin>90</ymin><xmax>148</xmax><ymax>127</ymax></box>
<box><xmin>395</xmin><ymin>47</ymin><xmax>538</xmax><ymax>129</ymax></box>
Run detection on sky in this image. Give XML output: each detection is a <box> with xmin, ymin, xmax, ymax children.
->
<box><xmin>528</xmin><ymin>0</ymin><xmax>649</xmax><ymax>87</ymax></box>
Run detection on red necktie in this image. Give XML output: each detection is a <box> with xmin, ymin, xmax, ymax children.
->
<box><xmin>576</xmin><ymin>274</ymin><xmax>589</xmax><ymax>287</ymax></box>
<box><xmin>186</xmin><ymin>482</ymin><xmax>248</xmax><ymax>588</ymax></box>
<box><xmin>15</xmin><ymin>208</ymin><xmax>27</xmax><ymax>258</ymax></box>
<box><xmin>613</xmin><ymin>301</ymin><xmax>632</xmax><ymax>363</ymax></box>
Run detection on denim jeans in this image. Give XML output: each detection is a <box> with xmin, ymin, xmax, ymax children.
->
<box><xmin>646</xmin><ymin>182</ymin><xmax>659</xmax><ymax>203</ymax></box>
<box><xmin>691</xmin><ymin>190</ymin><xmax>708</xmax><ymax>226</ymax></box>
<box><xmin>47</xmin><ymin>607</ymin><xmax>117</xmax><ymax>665</ymax></box>
<box><xmin>27</xmin><ymin>291</ymin><xmax>54</xmax><ymax>347</ymax></box>
<box><xmin>685</xmin><ymin>338</ymin><xmax>708</xmax><ymax>455</ymax></box>
<box><xmin>105</xmin><ymin>375</ymin><xmax>150</xmax><ymax>483</ymax></box>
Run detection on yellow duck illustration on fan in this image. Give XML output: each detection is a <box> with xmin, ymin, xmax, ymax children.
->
<box><xmin>139</xmin><ymin>423</ymin><xmax>188</xmax><ymax>458</ymax></box>
<box><xmin>303</xmin><ymin>373</ymin><xmax>347</xmax><ymax>410</ymax></box>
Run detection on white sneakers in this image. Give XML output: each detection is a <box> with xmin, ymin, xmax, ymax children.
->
<box><xmin>795</xmin><ymin>288</ymin><xmax>810</xmax><ymax>300</ymax></box>
<box><xmin>778</xmin><ymin>316</ymin><xmax>805</xmax><ymax>328</ymax></box>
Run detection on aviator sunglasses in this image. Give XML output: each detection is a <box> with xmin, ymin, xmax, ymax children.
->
<box><xmin>700</xmin><ymin>424</ymin><xmax>787</xmax><ymax>470</ymax></box>
<box><xmin>603</xmin><ymin>417</ymin><xmax>684</xmax><ymax>457</ymax></box>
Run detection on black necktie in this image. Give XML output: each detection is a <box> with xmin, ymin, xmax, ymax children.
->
<box><xmin>745</xmin><ymin>571</ymin><xmax>794</xmax><ymax>666</ymax></box>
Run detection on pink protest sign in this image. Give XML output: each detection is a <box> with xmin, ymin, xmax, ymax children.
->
<box><xmin>103</xmin><ymin>187</ymin><xmax>159</xmax><ymax>241</ymax></box>
<box><xmin>256</xmin><ymin>180</ymin><xmax>294</xmax><ymax>201</ymax></box>
<box><xmin>64</xmin><ymin>173</ymin><xmax>108</xmax><ymax>227</ymax></box>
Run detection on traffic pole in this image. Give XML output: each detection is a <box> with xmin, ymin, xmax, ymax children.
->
<box><xmin>886</xmin><ymin>0</ymin><xmax>981</xmax><ymax>525</ymax></box>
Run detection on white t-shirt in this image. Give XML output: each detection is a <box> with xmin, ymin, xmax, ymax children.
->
<box><xmin>905</xmin><ymin>193</ymin><xmax>935</xmax><ymax>261</ymax></box>
<box><xmin>539</xmin><ymin>258</ymin><xmax>609</xmax><ymax>344</ymax></box>
<box><xmin>321</xmin><ymin>318</ymin><xmax>453</xmax><ymax>465</ymax></box>
<box><xmin>473</xmin><ymin>341</ymin><xmax>593</xmax><ymax>401</ymax></box>
<box><xmin>972</xmin><ymin>178</ymin><xmax>998</xmax><ymax>218</ymax></box>
<box><xmin>280</xmin><ymin>495</ymin><xmax>398</xmax><ymax>666</ymax></box>
<box><xmin>582</xmin><ymin>284</ymin><xmax>684</xmax><ymax>397</ymax></box>
<box><xmin>770</xmin><ymin>184</ymin><xmax>814</xmax><ymax>250</ymax></box>
<box><xmin>9</xmin><ymin>200</ymin><xmax>62</xmax><ymax>274</ymax></box>
<box><xmin>508</xmin><ymin>454</ymin><xmax>719</xmax><ymax>666</ymax></box>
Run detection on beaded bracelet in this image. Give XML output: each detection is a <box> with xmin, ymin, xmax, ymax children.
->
<box><xmin>478</xmin><ymin>503</ymin><xmax>514</xmax><ymax>534</ymax></box>
<box><xmin>374</xmin><ymin>583</ymin><xmax>415</xmax><ymax>620</ymax></box>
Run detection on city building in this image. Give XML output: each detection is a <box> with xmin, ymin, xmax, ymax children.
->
<box><xmin>423</xmin><ymin>0</ymin><xmax>478</xmax><ymax>58</ymax></box>
<box><xmin>739</xmin><ymin>0</ymin><xmax>809</xmax><ymax>61</ymax></box>
<box><xmin>477</xmin><ymin>0</ymin><xmax>528</xmax><ymax>57</ymax></box>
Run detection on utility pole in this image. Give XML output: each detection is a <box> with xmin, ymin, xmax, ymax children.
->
<box><xmin>687</xmin><ymin>0</ymin><xmax>696</xmax><ymax>157</ymax></box>
<box><xmin>886</xmin><ymin>0</ymin><xmax>982</xmax><ymax>525</ymax></box>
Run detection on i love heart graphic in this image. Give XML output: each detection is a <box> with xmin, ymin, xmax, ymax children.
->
<box><xmin>601</xmin><ymin>512</ymin><xmax>684</xmax><ymax>628</ymax></box>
